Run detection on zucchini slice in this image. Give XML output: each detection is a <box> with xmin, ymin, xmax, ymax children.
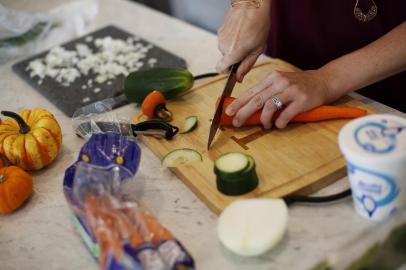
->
<box><xmin>162</xmin><ymin>148</ymin><xmax>202</xmax><ymax>167</ymax></box>
<box><xmin>215</xmin><ymin>153</ymin><xmax>258</xmax><ymax>196</ymax></box>
<box><xmin>180</xmin><ymin>116</ymin><xmax>198</xmax><ymax>133</ymax></box>
<box><xmin>214</xmin><ymin>152</ymin><xmax>249</xmax><ymax>175</ymax></box>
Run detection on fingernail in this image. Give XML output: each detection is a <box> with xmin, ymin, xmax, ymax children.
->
<box><xmin>276</xmin><ymin>121</ymin><xmax>286</xmax><ymax>129</ymax></box>
<box><xmin>225</xmin><ymin>107</ymin><xmax>234</xmax><ymax>116</ymax></box>
<box><xmin>236</xmin><ymin>73</ymin><xmax>242</xmax><ymax>82</ymax></box>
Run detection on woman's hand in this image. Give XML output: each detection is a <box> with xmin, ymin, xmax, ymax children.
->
<box><xmin>217</xmin><ymin>1</ymin><xmax>271</xmax><ymax>82</ymax></box>
<box><xmin>225</xmin><ymin>69</ymin><xmax>341</xmax><ymax>129</ymax></box>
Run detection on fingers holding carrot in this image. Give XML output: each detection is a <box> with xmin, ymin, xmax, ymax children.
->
<box><xmin>220</xmin><ymin>97</ymin><xmax>367</xmax><ymax>127</ymax></box>
<box><xmin>225</xmin><ymin>70</ymin><xmax>329</xmax><ymax>128</ymax></box>
<box><xmin>223</xmin><ymin>70</ymin><xmax>366</xmax><ymax>128</ymax></box>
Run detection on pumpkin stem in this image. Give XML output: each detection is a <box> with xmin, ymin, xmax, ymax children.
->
<box><xmin>1</xmin><ymin>111</ymin><xmax>30</xmax><ymax>134</ymax></box>
<box><xmin>0</xmin><ymin>175</ymin><xmax>5</xmax><ymax>183</ymax></box>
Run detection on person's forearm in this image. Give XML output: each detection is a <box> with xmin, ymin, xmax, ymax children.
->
<box><xmin>230</xmin><ymin>0</ymin><xmax>271</xmax><ymax>9</ymax></box>
<box><xmin>319</xmin><ymin>21</ymin><xmax>406</xmax><ymax>101</ymax></box>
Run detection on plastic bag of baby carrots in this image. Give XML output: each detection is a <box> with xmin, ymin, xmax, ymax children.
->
<box><xmin>63</xmin><ymin>133</ymin><xmax>194</xmax><ymax>270</ymax></box>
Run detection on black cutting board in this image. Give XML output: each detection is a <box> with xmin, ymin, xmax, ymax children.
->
<box><xmin>12</xmin><ymin>25</ymin><xmax>187</xmax><ymax>117</ymax></box>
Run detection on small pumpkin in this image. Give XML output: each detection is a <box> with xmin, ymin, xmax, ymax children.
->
<box><xmin>0</xmin><ymin>166</ymin><xmax>33</xmax><ymax>213</ymax></box>
<box><xmin>0</xmin><ymin>109</ymin><xmax>62</xmax><ymax>170</ymax></box>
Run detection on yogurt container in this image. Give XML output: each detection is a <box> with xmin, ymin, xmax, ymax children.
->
<box><xmin>338</xmin><ymin>114</ymin><xmax>406</xmax><ymax>221</ymax></box>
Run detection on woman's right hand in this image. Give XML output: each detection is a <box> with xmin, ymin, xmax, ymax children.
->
<box><xmin>217</xmin><ymin>1</ymin><xmax>271</xmax><ymax>82</ymax></box>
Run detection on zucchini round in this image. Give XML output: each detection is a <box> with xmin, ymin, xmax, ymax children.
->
<box><xmin>214</xmin><ymin>152</ymin><xmax>249</xmax><ymax>176</ymax></box>
<box><xmin>124</xmin><ymin>68</ymin><xmax>194</xmax><ymax>103</ymax></box>
<box><xmin>214</xmin><ymin>153</ymin><xmax>258</xmax><ymax>196</ymax></box>
<box><xmin>180</xmin><ymin>116</ymin><xmax>198</xmax><ymax>134</ymax></box>
<box><xmin>162</xmin><ymin>148</ymin><xmax>202</xmax><ymax>167</ymax></box>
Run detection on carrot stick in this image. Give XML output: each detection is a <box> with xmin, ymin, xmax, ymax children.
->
<box><xmin>141</xmin><ymin>212</ymin><xmax>173</xmax><ymax>244</ymax></box>
<box><xmin>83</xmin><ymin>195</ymin><xmax>123</xmax><ymax>268</ymax></box>
<box><xmin>218</xmin><ymin>97</ymin><xmax>367</xmax><ymax>126</ymax></box>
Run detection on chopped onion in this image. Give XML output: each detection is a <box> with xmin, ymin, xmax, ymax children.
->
<box><xmin>26</xmin><ymin>36</ymin><xmax>158</xmax><ymax>87</ymax></box>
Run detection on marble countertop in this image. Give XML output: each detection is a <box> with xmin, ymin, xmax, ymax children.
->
<box><xmin>0</xmin><ymin>1</ymin><xmax>405</xmax><ymax>269</ymax></box>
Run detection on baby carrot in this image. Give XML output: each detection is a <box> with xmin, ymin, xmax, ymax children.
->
<box><xmin>219</xmin><ymin>96</ymin><xmax>367</xmax><ymax>126</ymax></box>
<box><xmin>84</xmin><ymin>195</ymin><xmax>123</xmax><ymax>269</ymax></box>
<box><xmin>142</xmin><ymin>212</ymin><xmax>173</xmax><ymax>244</ymax></box>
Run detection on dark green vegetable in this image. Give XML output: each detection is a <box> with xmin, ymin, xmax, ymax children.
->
<box><xmin>348</xmin><ymin>224</ymin><xmax>406</xmax><ymax>270</ymax></box>
<box><xmin>310</xmin><ymin>223</ymin><xmax>406</xmax><ymax>270</ymax></box>
<box><xmin>0</xmin><ymin>22</ymin><xmax>48</xmax><ymax>49</ymax></box>
<box><xmin>215</xmin><ymin>153</ymin><xmax>258</xmax><ymax>196</ymax></box>
<box><xmin>124</xmin><ymin>68</ymin><xmax>194</xmax><ymax>103</ymax></box>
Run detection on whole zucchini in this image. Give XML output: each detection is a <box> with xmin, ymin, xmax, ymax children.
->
<box><xmin>124</xmin><ymin>68</ymin><xmax>194</xmax><ymax>103</ymax></box>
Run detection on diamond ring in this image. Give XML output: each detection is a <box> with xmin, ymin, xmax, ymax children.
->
<box><xmin>271</xmin><ymin>96</ymin><xmax>283</xmax><ymax>111</ymax></box>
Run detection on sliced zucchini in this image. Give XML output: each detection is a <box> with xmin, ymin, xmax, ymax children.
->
<box><xmin>215</xmin><ymin>153</ymin><xmax>258</xmax><ymax>196</ymax></box>
<box><xmin>162</xmin><ymin>148</ymin><xmax>202</xmax><ymax>167</ymax></box>
<box><xmin>180</xmin><ymin>116</ymin><xmax>198</xmax><ymax>134</ymax></box>
<box><xmin>214</xmin><ymin>152</ymin><xmax>249</xmax><ymax>175</ymax></box>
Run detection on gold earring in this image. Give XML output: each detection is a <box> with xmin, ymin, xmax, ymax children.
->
<box><xmin>354</xmin><ymin>0</ymin><xmax>378</xmax><ymax>23</ymax></box>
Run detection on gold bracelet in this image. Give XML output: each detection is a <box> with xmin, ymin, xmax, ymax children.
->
<box><xmin>231</xmin><ymin>0</ymin><xmax>262</xmax><ymax>8</ymax></box>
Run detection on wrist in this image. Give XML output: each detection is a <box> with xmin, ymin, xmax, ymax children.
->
<box><xmin>315</xmin><ymin>67</ymin><xmax>346</xmax><ymax>103</ymax></box>
<box><xmin>231</xmin><ymin>0</ymin><xmax>270</xmax><ymax>9</ymax></box>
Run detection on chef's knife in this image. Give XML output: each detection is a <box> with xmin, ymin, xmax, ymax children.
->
<box><xmin>207</xmin><ymin>63</ymin><xmax>240</xmax><ymax>149</ymax></box>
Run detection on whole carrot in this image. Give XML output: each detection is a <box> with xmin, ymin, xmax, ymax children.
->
<box><xmin>219</xmin><ymin>97</ymin><xmax>367</xmax><ymax>126</ymax></box>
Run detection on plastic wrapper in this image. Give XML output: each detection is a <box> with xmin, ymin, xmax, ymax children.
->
<box><xmin>63</xmin><ymin>132</ymin><xmax>194</xmax><ymax>270</ymax></box>
<box><xmin>72</xmin><ymin>99</ymin><xmax>133</xmax><ymax>140</ymax></box>
<box><xmin>0</xmin><ymin>0</ymin><xmax>98</xmax><ymax>64</ymax></box>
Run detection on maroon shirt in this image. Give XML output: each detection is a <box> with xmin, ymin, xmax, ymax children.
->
<box><xmin>267</xmin><ymin>0</ymin><xmax>406</xmax><ymax>112</ymax></box>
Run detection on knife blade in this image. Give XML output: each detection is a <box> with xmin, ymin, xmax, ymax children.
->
<box><xmin>207</xmin><ymin>63</ymin><xmax>240</xmax><ymax>149</ymax></box>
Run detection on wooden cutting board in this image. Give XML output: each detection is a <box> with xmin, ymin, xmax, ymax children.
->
<box><xmin>136</xmin><ymin>59</ymin><xmax>375</xmax><ymax>214</ymax></box>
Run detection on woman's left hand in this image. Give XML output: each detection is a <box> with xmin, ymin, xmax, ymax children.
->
<box><xmin>225</xmin><ymin>69</ymin><xmax>340</xmax><ymax>129</ymax></box>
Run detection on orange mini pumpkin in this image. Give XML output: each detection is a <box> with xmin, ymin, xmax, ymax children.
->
<box><xmin>0</xmin><ymin>166</ymin><xmax>33</xmax><ymax>214</ymax></box>
<box><xmin>0</xmin><ymin>109</ymin><xmax>62</xmax><ymax>170</ymax></box>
